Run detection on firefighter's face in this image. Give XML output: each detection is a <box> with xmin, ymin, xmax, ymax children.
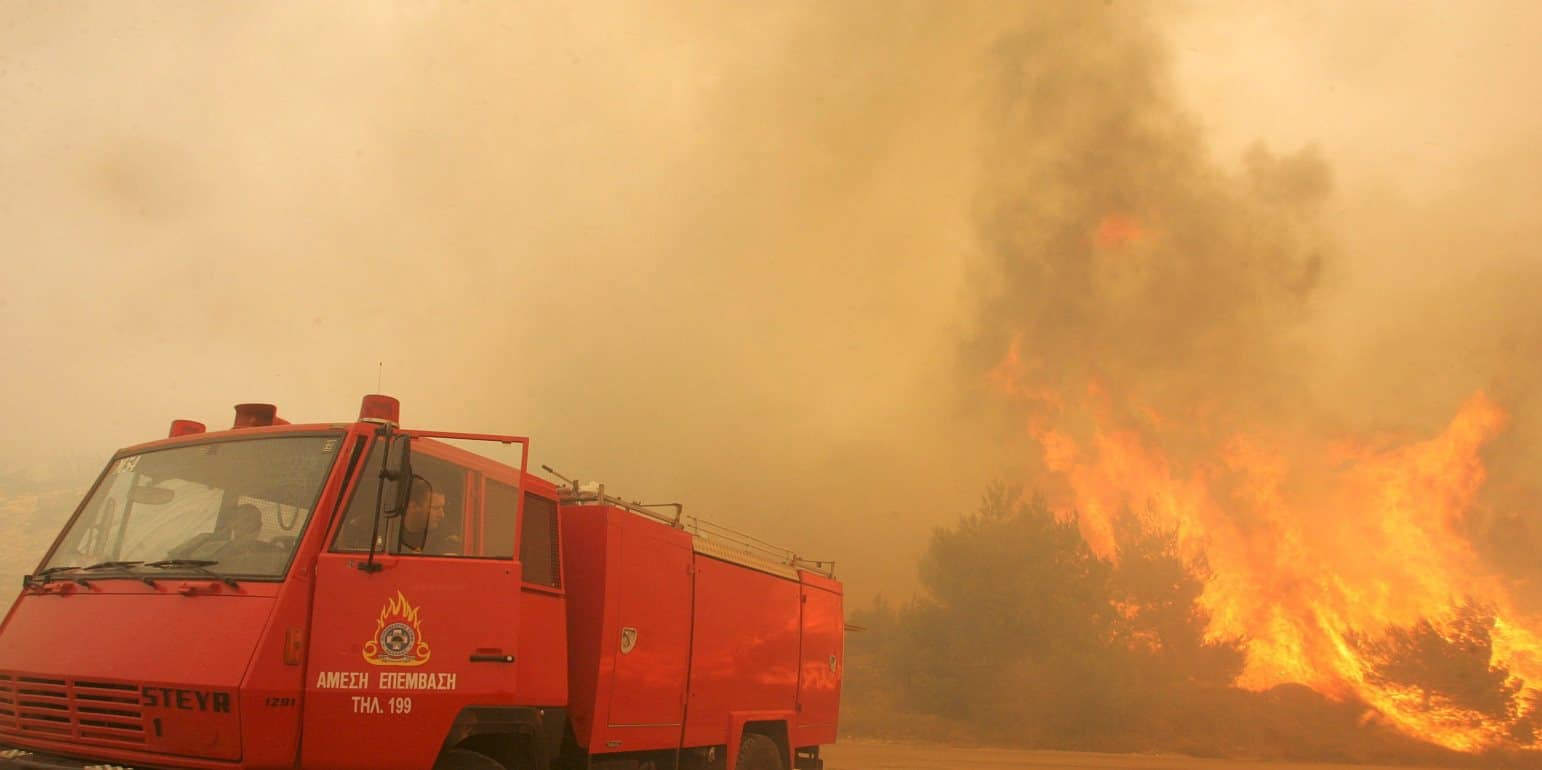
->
<box><xmin>406</xmin><ymin>491</ymin><xmax>446</xmax><ymax>532</ymax></box>
<box><xmin>428</xmin><ymin>493</ymin><xmax>447</xmax><ymax>529</ymax></box>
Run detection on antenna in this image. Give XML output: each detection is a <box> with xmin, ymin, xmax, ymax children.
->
<box><xmin>377</xmin><ymin>362</ymin><xmax>383</xmax><ymax>392</ymax></box>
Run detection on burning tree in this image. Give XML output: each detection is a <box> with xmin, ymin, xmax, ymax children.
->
<box><xmin>873</xmin><ymin>484</ymin><xmax>1242</xmax><ymax>749</ymax></box>
<box><xmin>1358</xmin><ymin>602</ymin><xmax>1541</xmax><ymax>744</ymax></box>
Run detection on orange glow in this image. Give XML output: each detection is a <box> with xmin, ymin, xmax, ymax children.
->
<box><xmin>1094</xmin><ymin>213</ymin><xmax>1147</xmax><ymax>247</ymax></box>
<box><xmin>990</xmin><ymin>320</ymin><xmax>1542</xmax><ymax>751</ymax></box>
<box><xmin>987</xmin><ymin>333</ymin><xmax>1064</xmax><ymax>413</ymax></box>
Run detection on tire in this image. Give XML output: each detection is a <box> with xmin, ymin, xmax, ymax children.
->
<box><xmin>434</xmin><ymin>748</ymin><xmax>507</xmax><ymax>770</ymax></box>
<box><xmin>734</xmin><ymin>732</ymin><xmax>782</xmax><ymax>770</ymax></box>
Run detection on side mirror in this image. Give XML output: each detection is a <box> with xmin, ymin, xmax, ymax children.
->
<box><xmin>382</xmin><ymin>435</ymin><xmax>413</xmax><ymax>518</ymax></box>
<box><xmin>362</xmin><ymin>430</ymin><xmax>414</xmax><ymax>573</ymax></box>
<box><xmin>397</xmin><ymin>476</ymin><xmax>431</xmax><ymax>554</ymax></box>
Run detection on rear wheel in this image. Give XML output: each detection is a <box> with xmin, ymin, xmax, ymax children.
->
<box><xmin>434</xmin><ymin>748</ymin><xmax>507</xmax><ymax>770</ymax></box>
<box><xmin>734</xmin><ymin>732</ymin><xmax>782</xmax><ymax>770</ymax></box>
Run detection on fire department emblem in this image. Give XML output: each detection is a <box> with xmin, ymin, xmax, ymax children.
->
<box><xmin>362</xmin><ymin>591</ymin><xmax>432</xmax><ymax>667</ymax></box>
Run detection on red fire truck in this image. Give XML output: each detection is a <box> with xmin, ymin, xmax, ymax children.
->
<box><xmin>0</xmin><ymin>396</ymin><xmax>842</xmax><ymax>770</ymax></box>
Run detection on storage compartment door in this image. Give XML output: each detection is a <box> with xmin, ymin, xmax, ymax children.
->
<box><xmin>606</xmin><ymin>525</ymin><xmax>692</xmax><ymax>729</ymax></box>
<box><xmin>796</xmin><ymin>585</ymin><xmax>843</xmax><ymax>730</ymax></box>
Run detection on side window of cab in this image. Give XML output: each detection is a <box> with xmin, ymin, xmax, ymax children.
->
<box><xmin>332</xmin><ymin>440</ymin><xmax>472</xmax><ymax>557</ymax></box>
<box><xmin>483</xmin><ymin>479</ymin><xmax>519</xmax><ymax>559</ymax></box>
<box><xmin>397</xmin><ymin>454</ymin><xmax>469</xmax><ymax>556</ymax></box>
<box><xmin>483</xmin><ymin>479</ymin><xmax>560</xmax><ymax>585</ymax></box>
<box><xmin>520</xmin><ymin>494</ymin><xmax>560</xmax><ymax>587</ymax></box>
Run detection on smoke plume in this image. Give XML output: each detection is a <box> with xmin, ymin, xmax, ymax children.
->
<box><xmin>3</xmin><ymin>0</ymin><xmax>1542</xmax><ymax>752</ymax></box>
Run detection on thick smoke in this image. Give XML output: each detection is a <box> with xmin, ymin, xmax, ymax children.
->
<box><xmin>4</xmin><ymin>6</ymin><xmax>1542</xmax><ymax>751</ymax></box>
<box><xmin>0</xmin><ymin>2</ymin><xmax>999</xmax><ymax>595</ymax></box>
<box><xmin>966</xmin><ymin>2</ymin><xmax>1332</xmax><ymax>443</ymax></box>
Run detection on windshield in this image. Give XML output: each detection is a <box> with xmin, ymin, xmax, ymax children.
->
<box><xmin>42</xmin><ymin>434</ymin><xmax>345</xmax><ymax>580</ymax></box>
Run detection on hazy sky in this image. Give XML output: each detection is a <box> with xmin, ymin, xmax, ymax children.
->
<box><xmin>2</xmin><ymin>1</ymin><xmax>1538</xmax><ymax>599</ymax></box>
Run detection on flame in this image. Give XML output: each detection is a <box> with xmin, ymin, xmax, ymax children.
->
<box><xmin>1094</xmin><ymin>213</ymin><xmax>1148</xmax><ymax>248</ymax></box>
<box><xmin>379</xmin><ymin>590</ymin><xmax>423</xmax><ymax>627</ymax></box>
<box><xmin>987</xmin><ymin>334</ymin><xmax>1064</xmax><ymax>412</ymax></box>
<box><xmin>990</xmin><ymin>329</ymin><xmax>1542</xmax><ymax>750</ymax></box>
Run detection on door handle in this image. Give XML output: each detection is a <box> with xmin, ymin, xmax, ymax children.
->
<box><xmin>470</xmin><ymin>652</ymin><xmax>515</xmax><ymax>663</ymax></box>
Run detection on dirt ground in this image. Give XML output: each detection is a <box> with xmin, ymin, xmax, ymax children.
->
<box><xmin>820</xmin><ymin>740</ymin><xmax>1458</xmax><ymax>770</ymax></box>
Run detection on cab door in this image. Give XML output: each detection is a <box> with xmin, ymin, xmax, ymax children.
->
<box><xmin>301</xmin><ymin>439</ymin><xmax>524</xmax><ymax>770</ymax></box>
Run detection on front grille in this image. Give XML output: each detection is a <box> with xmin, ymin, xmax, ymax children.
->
<box><xmin>0</xmin><ymin>673</ymin><xmax>145</xmax><ymax>748</ymax></box>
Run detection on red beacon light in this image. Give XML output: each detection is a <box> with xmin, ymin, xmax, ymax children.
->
<box><xmin>168</xmin><ymin>419</ymin><xmax>206</xmax><ymax>438</ymax></box>
<box><xmin>359</xmin><ymin>394</ymin><xmax>400</xmax><ymax>425</ymax></box>
<box><xmin>232</xmin><ymin>403</ymin><xmax>279</xmax><ymax>428</ymax></box>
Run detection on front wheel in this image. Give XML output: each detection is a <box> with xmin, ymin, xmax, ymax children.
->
<box><xmin>734</xmin><ymin>733</ymin><xmax>782</xmax><ymax>770</ymax></box>
<box><xmin>434</xmin><ymin>748</ymin><xmax>507</xmax><ymax>770</ymax></box>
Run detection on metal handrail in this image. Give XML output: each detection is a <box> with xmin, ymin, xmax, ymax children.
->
<box><xmin>543</xmin><ymin>467</ymin><xmax>834</xmax><ymax>578</ymax></box>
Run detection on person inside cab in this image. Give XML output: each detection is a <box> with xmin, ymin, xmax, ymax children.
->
<box><xmin>216</xmin><ymin>504</ymin><xmax>267</xmax><ymax>558</ymax></box>
<box><xmin>400</xmin><ymin>482</ymin><xmax>461</xmax><ymax>556</ymax></box>
<box><xmin>169</xmin><ymin>503</ymin><xmax>267</xmax><ymax>561</ymax></box>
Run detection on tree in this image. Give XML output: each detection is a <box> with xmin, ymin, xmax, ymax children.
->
<box><xmin>879</xmin><ymin>484</ymin><xmax>1243</xmax><ymax>748</ymax></box>
<box><xmin>1360</xmin><ymin>600</ymin><xmax>1536</xmax><ymax>741</ymax></box>
<box><xmin>885</xmin><ymin>484</ymin><xmax>1119</xmax><ymax>742</ymax></box>
<box><xmin>1109</xmin><ymin>509</ymin><xmax>1245</xmax><ymax>690</ymax></box>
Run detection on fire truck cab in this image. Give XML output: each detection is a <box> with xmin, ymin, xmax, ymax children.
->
<box><xmin>0</xmin><ymin>396</ymin><xmax>842</xmax><ymax>770</ymax></box>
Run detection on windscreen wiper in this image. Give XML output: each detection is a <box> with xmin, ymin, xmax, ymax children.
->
<box><xmin>80</xmin><ymin>560</ymin><xmax>145</xmax><ymax>571</ymax></box>
<box><xmin>23</xmin><ymin>566</ymin><xmax>80</xmax><ymax>586</ymax></box>
<box><xmin>80</xmin><ymin>560</ymin><xmax>154</xmax><ymax>586</ymax></box>
<box><xmin>24</xmin><ymin>562</ymin><xmax>138</xmax><ymax>588</ymax></box>
<box><xmin>144</xmin><ymin>560</ymin><xmax>239</xmax><ymax>588</ymax></box>
<box><xmin>145</xmin><ymin>559</ymin><xmax>218</xmax><ymax>568</ymax></box>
